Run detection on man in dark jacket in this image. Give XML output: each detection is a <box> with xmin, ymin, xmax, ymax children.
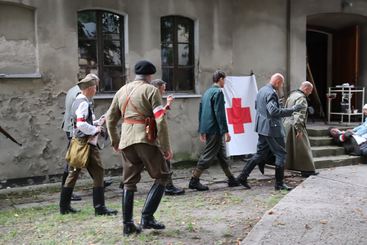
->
<box><xmin>237</xmin><ymin>73</ymin><xmax>303</xmax><ymax>190</ymax></box>
<box><xmin>188</xmin><ymin>70</ymin><xmax>239</xmax><ymax>191</ymax></box>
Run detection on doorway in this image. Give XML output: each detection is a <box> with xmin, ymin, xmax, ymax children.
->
<box><xmin>306</xmin><ymin>13</ymin><xmax>366</xmax><ymax>120</ymax></box>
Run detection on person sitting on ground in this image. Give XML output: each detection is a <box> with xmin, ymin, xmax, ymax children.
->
<box><xmin>329</xmin><ymin>104</ymin><xmax>367</xmax><ymax>145</ymax></box>
<box><xmin>150</xmin><ymin>79</ymin><xmax>185</xmax><ymax>196</ymax></box>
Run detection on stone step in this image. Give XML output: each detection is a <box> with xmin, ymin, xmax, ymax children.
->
<box><xmin>309</xmin><ymin>136</ymin><xmax>334</xmax><ymax>146</ymax></box>
<box><xmin>307</xmin><ymin>128</ymin><xmax>330</xmax><ymax>137</ymax></box>
<box><xmin>314</xmin><ymin>155</ymin><xmax>362</xmax><ymax>169</ymax></box>
<box><xmin>307</xmin><ymin>125</ymin><xmax>354</xmax><ymax>137</ymax></box>
<box><xmin>311</xmin><ymin>146</ymin><xmax>345</xmax><ymax>158</ymax></box>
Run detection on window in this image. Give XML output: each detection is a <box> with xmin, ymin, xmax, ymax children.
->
<box><xmin>161</xmin><ymin>16</ymin><xmax>195</xmax><ymax>92</ymax></box>
<box><xmin>0</xmin><ymin>3</ymin><xmax>37</xmax><ymax>75</ymax></box>
<box><xmin>78</xmin><ymin>10</ymin><xmax>125</xmax><ymax>92</ymax></box>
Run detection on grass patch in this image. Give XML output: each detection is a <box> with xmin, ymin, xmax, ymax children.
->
<box><xmin>266</xmin><ymin>191</ymin><xmax>287</xmax><ymax>207</ymax></box>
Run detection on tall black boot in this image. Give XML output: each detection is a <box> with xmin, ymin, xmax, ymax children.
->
<box><xmin>93</xmin><ymin>187</ymin><xmax>118</xmax><ymax>216</ymax></box>
<box><xmin>188</xmin><ymin>177</ymin><xmax>209</xmax><ymax>191</ymax></box>
<box><xmin>274</xmin><ymin>166</ymin><xmax>292</xmax><ymax>191</ymax></box>
<box><xmin>61</xmin><ymin>172</ymin><xmax>82</xmax><ymax>201</ymax></box>
<box><xmin>141</xmin><ymin>183</ymin><xmax>165</xmax><ymax>229</ymax></box>
<box><xmin>123</xmin><ymin>190</ymin><xmax>141</xmax><ymax>236</ymax></box>
<box><xmin>236</xmin><ymin>158</ymin><xmax>257</xmax><ymax>189</ymax></box>
<box><xmin>59</xmin><ymin>187</ymin><xmax>80</xmax><ymax>214</ymax></box>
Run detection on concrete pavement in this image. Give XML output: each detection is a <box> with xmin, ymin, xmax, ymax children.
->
<box><xmin>242</xmin><ymin>165</ymin><xmax>367</xmax><ymax>245</ymax></box>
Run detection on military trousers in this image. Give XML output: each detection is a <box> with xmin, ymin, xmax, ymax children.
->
<box><xmin>196</xmin><ymin>134</ymin><xmax>231</xmax><ymax>172</ymax></box>
<box><xmin>121</xmin><ymin>143</ymin><xmax>170</xmax><ymax>191</ymax></box>
<box><xmin>243</xmin><ymin>134</ymin><xmax>286</xmax><ymax>177</ymax></box>
<box><xmin>64</xmin><ymin>144</ymin><xmax>104</xmax><ymax>188</ymax></box>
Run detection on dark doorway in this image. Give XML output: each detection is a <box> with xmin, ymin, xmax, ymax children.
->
<box><xmin>306</xmin><ymin>30</ymin><xmax>329</xmax><ymax>118</ymax></box>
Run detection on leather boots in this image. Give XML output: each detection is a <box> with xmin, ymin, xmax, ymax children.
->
<box><xmin>122</xmin><ymin>190</ymin><xmax>141</xmax><ymax>236</ymax></box>
<box><xmin>59</xmin><ymin>187</ymin><xmax>80</xmax><ymax>214</ymax></box>
<box><xmin>93</xmin><ymin>187</ymin><xmax>118</xmax><ymax>216</ymax></box>
<box><xmin>275</xmin><ymin>166</ymin><xmax>292</xmax><ymax>191</ymax></box>
<box><xmin>141</xmin><ymin>183</ymin><xmax>166</xmax><ymax>229</ymax></box>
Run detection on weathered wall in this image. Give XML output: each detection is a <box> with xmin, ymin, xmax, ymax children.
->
<box><xmin>0</xmin><ymin>0</ymin><xmax>234</xmax><ymax>181</ymax></box>
<box><xmin>2</xmin><ymin>0</ymin><xmax>366</xmax><ymax>181</ymax></box>
<box><xmin>0</xmin><ymin>3</ymin><xmax>37</xmax><ymax>74</ymax></box>
<box><xmin>232</xmin><ymin>0</ymin><xmax>288</xmax><ymax>89</ymax></box>
<box><xmin>290</xmin><ymin>0</ymin><xmax>367</xmax><ymax>90</ymax></box>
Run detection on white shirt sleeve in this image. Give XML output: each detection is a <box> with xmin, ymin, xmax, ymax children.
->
<box><xmin>75</xmin><ymin>101</ymin><xmax>98</xmax><ymax>135</ymax></box>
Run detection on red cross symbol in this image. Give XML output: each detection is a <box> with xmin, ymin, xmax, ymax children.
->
<box><xmin>226</xmin><ymin>98</ymin><xmax>252</xmax><ymax>134</ymax></box>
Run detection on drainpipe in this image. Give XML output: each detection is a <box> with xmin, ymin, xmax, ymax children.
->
<box><xmin>286</xmin><ymin>0</ymin><xmax>291</xmax><ymax>97</ymax></box>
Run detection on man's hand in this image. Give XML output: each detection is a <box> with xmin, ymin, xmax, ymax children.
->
<box><xmin>164</xmin><ymin>149</ymin><xmax>173</xmax><ymax>160</ymax></box>
<box><xmin>112</xmin><ymin>145</ymin><xmax>121</xmax><ymax>153</ymax></box>
<box><xmin>296</xmin><ymin>130</ymin><xmax>303</xmax><ymax>140</ymax></box>
<box><xmin>98</xmin><ymin>115</ymin><xmax>106</xmax><ymax>126</ymax></box>
<box><xmin>225</xmin><ymin>133</ymin><xmax>231</xmax><ymax>142</ymax></box>
<box><xmin>167</xmin><ymin>95</ymin><xmax>174</xmax><ymax>106</ymax></box>
<box><xmin>96</xmin><ymin>126</ymin><xmax>103</xmax><ymax>134</ymax></box>
<box><xmin>199</xmin><ymin>134</ymin><xmax>206</xmax><ymax>143</ymax></box>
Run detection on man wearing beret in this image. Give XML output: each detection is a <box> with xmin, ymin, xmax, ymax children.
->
<box><xmin>106</xmin><ymin>60</ymin><xmax>172</xmax><ymax>236</ymax></box>
<box><xmin>59</xmin><ymin>74</ymin><xmax>118</xmax><ymax>216</ymax></box>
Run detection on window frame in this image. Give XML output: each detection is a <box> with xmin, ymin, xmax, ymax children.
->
<box><xmin>161</xmin><ymin>15</ymin><xmax>195</xmax><ymax>93</ymax></box>
<box><xmin>78</xmin><ymin>10</ymin><xmax>125</xmax><ymax>93</ymax></box>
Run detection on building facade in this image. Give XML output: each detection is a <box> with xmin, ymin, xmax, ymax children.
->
<box><xmin>1</xmin><ymin>0</ymin><xmax>367</xmax><ymax>182</ymax></box>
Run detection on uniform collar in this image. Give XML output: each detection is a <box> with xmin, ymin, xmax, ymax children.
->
<box><xmin>297</xmin><ymin>89</ymin><xmax>307</xmax><ymax>97</ymax></box>
<box><xmin>76</xmin><ymin>93</ymin><xmax>90</xmax><ymax>101</ymax></box>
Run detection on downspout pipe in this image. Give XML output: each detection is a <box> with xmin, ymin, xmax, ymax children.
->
<box><xmin>286</xmin><ymin>0</ymin><xmax>291</xmax><ymax>97</ymax></box>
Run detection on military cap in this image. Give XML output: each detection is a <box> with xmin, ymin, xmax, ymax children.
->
<box><xmin>77</xmin><ymin>73</ymin><xmax>99</xmax><ymax>90</ymax></box>
<box><xmin>135</xmin><ymin>60</ymin><xmax>156</xmax><ymax>75</ymax></box>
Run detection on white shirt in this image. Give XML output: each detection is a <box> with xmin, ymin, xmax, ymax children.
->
<box><xmin>74</xmin><ymin>94</ymin><xmax>98</xmax><ymax>136</ymax></box>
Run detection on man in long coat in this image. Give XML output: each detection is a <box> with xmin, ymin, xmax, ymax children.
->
<box><xmin>284</xmin><ymin>81</ymin><xmax>318</xmax><ymax>177</ymax></box>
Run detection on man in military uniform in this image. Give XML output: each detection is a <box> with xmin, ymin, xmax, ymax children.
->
<box><xmin>59</xmin><ymin>74</ymin><xmax>118</xmax><ymax>216</ymax></box>
<box><xmin>61</xmin><ymin>85</ymin><xmax>112</xmax><ymax>201</ymax></box>
<box><xmin>61</xmin><ymin>85</ymin><xmax>83</xmax><ymax>201</ymax></box>
<box><xmin>106</xmin><ymin>60</ymin><xmax>171</xmax><ymax>236</ymax></box>
<box><xmin>150</xmin><ymin>79</ymin><xmax>185</xmax><ymax>196</ymax></box>
<box><xmin>284</xmin><ymin>81</ymin><xmax>318</xmax><ymax>177</ymax></box>
<box><xmin>236</xmin><ymin>73</ymin><xmax>303</xmax><ymax>190</ymax></box>
<box><xmin>188</xmin><ymin>70</ymin><xmax>239</xmax><ymax>191</ymax></box>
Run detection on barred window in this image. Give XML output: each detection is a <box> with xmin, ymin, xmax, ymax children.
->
<box><xmin>161</xmin><ymin>16</ymin><xmax>195</xmax><ymax>92</ymax></box>
<box><xmin>78</xmin><ymin>10</ymin><xmax>125</xmax><ymax>93</ymax></box>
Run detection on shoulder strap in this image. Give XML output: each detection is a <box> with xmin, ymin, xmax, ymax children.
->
<box><xmin>121</xmin><ymin>83</ymin><xmax>145</xmax><ymax>118</ymax></box>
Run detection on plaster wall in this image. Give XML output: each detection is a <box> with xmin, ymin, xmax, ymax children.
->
<box><xmin>290</xmin><ymin>0</ymin><xmax>367</xmax><ymax>90</ymax></box>
<box><xmin>0</xmin><ymin>3</ymin><xmax>37</xmax><ymax>74</ymax></box>
<box><xmin>0</xmin><ymin>0</ymin><xmax>234</xmax><ymax>181</ymax></box>
<box><xmin>232</xmin><ymin>0</ymin><xmax>288</xmax><ymax>89</ymax></box>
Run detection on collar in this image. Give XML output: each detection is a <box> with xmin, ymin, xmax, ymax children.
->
<box><xmin>76</xmin><ymin>93</ymin><xmax>90</xmax><ymax>101</ymax></box>
<box><xmin>212</xmin><ymin>84</ymin><xmax>221</xmax><ymax>88</ymax></box>
<box><xmin>297</xmin><ymin>89</ymin><xmax>307</xmax><ymax>96</ymax></box>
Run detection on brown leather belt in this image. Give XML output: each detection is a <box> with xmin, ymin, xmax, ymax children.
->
<box><xmin>124</xmin><ymin>118</ymin><xmax>145</xmax><ymax>124</ymax></box>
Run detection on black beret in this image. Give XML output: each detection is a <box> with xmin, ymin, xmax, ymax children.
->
<box><xmin>135</xmin><ymin>60</ymin><xmax>156</xmax><ymax>75</ymax></box>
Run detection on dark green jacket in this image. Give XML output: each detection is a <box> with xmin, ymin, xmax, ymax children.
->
<box><xmin>198</xmin><ymin>84</ymin><xmax>228</xmax><ymax>135</ymax></box>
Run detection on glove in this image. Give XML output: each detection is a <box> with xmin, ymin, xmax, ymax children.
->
<box><xmin>292</xmin><ymin>104</ymin><xmax>304</xmax><ymax>112</ymax></box>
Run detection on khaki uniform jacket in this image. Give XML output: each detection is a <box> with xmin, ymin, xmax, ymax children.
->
<box><xmin>284</xmin><ymin>90</ymin><xmax>315</xmax><ymax>172</ymax></box>
<box><xmin>106</xmin><ymin>80</ymin><xmax>171</xmax><ymax>152</ymax></box>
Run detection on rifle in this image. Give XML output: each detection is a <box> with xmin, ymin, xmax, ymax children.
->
<box><xmin>0</xmin><ymin>126</ymin><xmax>22</xmax><ymax>146</ymax></box>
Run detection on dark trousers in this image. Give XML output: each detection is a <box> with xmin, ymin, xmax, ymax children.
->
<box><xmin>196</xmin><ymin>134</ymin><xmax>231</xmax><ymax>175</ymax></box>
<box><xmin>122</xmin><ymin>143</ymin><xmax>170</xmax><ymax>191</ymax></box>
<box><xmin>242</xmin><ymin>134</ymin><xmax>286</xmax><ymax>176</ymax></box>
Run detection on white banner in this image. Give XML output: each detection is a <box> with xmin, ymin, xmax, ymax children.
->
<box><xmin>223</xmin><ymin>75</ymin><xmax>258</xmax><ymax>156</ymax></box>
